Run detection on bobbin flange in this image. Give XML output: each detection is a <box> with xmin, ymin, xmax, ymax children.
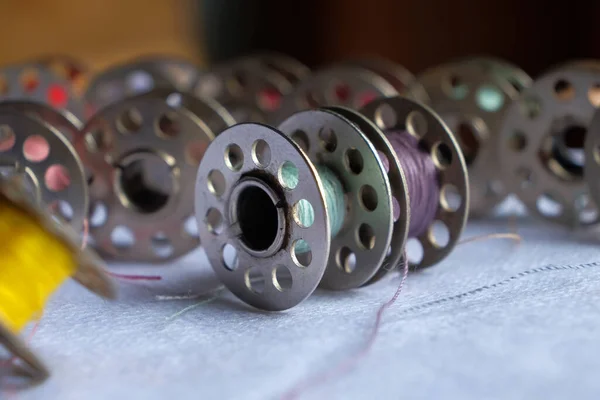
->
<box><xmin>498</xmin><ymin>62</ymin><xmax>600</xmax><ymax>227</ymax></box>
<box><xmin>361</xmin><ymin>96</ymin><xmax>469</xmax><ymax>268</ymax></box>
<box><xmin>196</xmin><ymin>123</ymin><xmax>330</xmax><ymax>311</ymax></box>
<box><xmin>279</xmin><ymin>109</ymin><xmax>394</xmax><ymax>290</ymax></box>
<box><xmin>0</xmin><ymin>63</ymin><xmax>85</xmax><ymax>120</ymax></box>
<box><xmin>74</xmin><ymin>90</ymin><xmax>231</xmax><ymax>262</ymax></box>
<box><xmin>0</xmin><ymin>318</ymin><xmax>48</xmax><ymax>385</ymax></box>
<box><xmin>345</xmin><ymin>58</ymin><xmax>430</xmax><ymax>104</ymax></box>
<box><xmin>0</xmin><ymin>107</ymin><xmax>88</xmax><ymax>232</ymax></box>
<box><xmin>274</xmin><ymin>66</ymin><xmax>399</xmax><ymax>126</ymax></box>
<box><xmin>325</xmin><ymin>106</ymin><xmax>410</xmax><ymax>283</ymax></box>
<box><xmin>418</xmin><ymin>58</ymin><xmax>527</xmax><ymax>215</ymax></box>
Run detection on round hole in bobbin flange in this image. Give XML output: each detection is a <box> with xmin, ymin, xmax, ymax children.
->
<box><xmin>318</xmin><ymin>127</ymin><xmax>338</xmax><ymax>153</ymax></box>
<box><xmin>332</xmin><ymin>82</ymin><xmax>352</xmax><ymax>103</ymax></box>
<box><xmin>292</xmin><ymin>239</ymin><xmax>312</xmax><ymax>268</ymax></box>
<box><xmin>508</xmin><ymin>130</ymin><xmax>527</xmax><ymax>152</ymax></box>
<box><xmin>357</xmin><ymin>91</ymin><xmax>378</xmax><ymax>108</ymax></box>
<box><xmin>89</xmin><ymin>201</ymin><xmax>108</xmax><ymax>227</ymax></box>
<box><xmin>440</xmin><ymin>184</ymin><xmax>462</xmax><ymax>212</ymax></box>
<box><xmin>151</xmin><ymin>232</ymin><xmax>174</xmax><ymax>259</ymax></box>
<box><xmin>117</xmin><ymin>152</ymin><xmax>175</xmax><ymax>214</ymax></box>
<box><xmin>186</xmin><ymin>140</ymin><xmax>208</xmax><ymax>166</ymax></box>
<box><xmin>116</xmin><ymin>108</ymin><xmax>143</xmax><ymax>134</ymax></box>
<box><xmin>23</xmin><ymin>135</ymin><xmax>50</xmax><ymax>162</ymax></box>
<box><xmin>85</xmin><ymin>129</ymin><xmax>112</xmax><ymax>153</ymax></box>
<box><xmin>221</xmin><ymin>243</ymin><xmax>239</xmax><ymax>271</ymax></box>
<box><xmin>183</xmin><ymin>215</ymin><xmax>199</xmax><ymax>238</ymax></box>
<box><xmin>344</xmin><ymin>148</ymin><xmax>364</xmax><ymax>175</ymax></box>
<box><xmin>205</xmin><ymin>207</ymin><xmax>224</xmax><ymax>235</ymax></box>
<box><xmin>44</xmin><ymin>164</ymin><xmax>71</xmax><ymax>192</ymax></box>
<box><xmin>156</xmin><ymin>112</ymin><xmax>180</xmax><ymax>139</ymax></box>
<box><xmin>406</xmin><ymin>238</ymin><xmax>424</xmax><ymax>264</ymax></box>
<box><xmin>588</xmin><ymin>84</ymin><xmax>600</xmax><ymax>107</ymax></box>
<box><xmin>228</xmin><ymin>71</ymin><xmax>248</xmax><ymax>95</ymax></box>
<box><xmin>357</xmin><ymin>223</ymin><xmax>376</xmax><ymax>250</ymax></box>
<box><xmin>431</xmin><ymin>142</ymin><xmax>453</xmax><ymax>170</ymax></box>
<box><xmin>272</xmin><ymin>265</ymin><xmax>293</xmax><ymax>292</ymax></box>
<box><xmin>291</xmin><ymin>130</ymin><xmax>310</xmax><ymax>153</ymax></box>
<box><xmin>336</xmin><ymin>246</ymin><xmax>357</xmax><ymax>274</ymax></box>
<box><xmin>456</xmin><ymin>122</ymin><xmax>480</xmax><ymax>165</ymax></box>
<box><xmin>516</xmin><ymin>167</ymin><xmax>535</xmax><ymax>190</ymax></box>
<box><xmin>406</xmin><ymin>111</ymin><xmax>427</xmax><ymax>139</ymax></box>
<box><xmin>359</xmin><ymin>184</ymin><xmax>378</xmax><ymax>211</ymax></box>
<box><xmin>293</xmin><ymin>199</ymin><xmax>315</xmax><ymax>228</ymax></box>
<box><xmin>245</xmin><ymin>267</ymin><xmax>266</xmax><ymax>294</ymax></box>
<box><xmin>236</xmin><ymin>184</ymin><xmax>280</xmax><ymax>252</ymax></box>
<box><xmin>111</xmin><ymin>225</ymin><xmax>135</xmax><ymax>250</ymax></box>
<box><xmin>538</xmin><ymin>122</ymin><xmax>586</xmax><ymax>182</ymax></box>
<box><xmin>207</xmin><ymin>169</ymin><xmax>226</xmax><ymax>197</ymax></box>
<box><xmin>576</xmin><ymin>194</ymin><xmax>598</xmax><ymax>224</ymax></box>
<box><xmin>475</xmin><ymin>85</ymin><xmax>505</xmax><ymax>112</ymax></box>
<box><xmin>374</xmin><ymin>104</ymin><xmax>397</xmax><ymax>131</ymax></box>
<box><xmin>257</xmin><ymin>87</ymin><xmax>282</xmax><ymax>111</ymax></box>
<box><xmin>20</xmin><ymin>68</ymin><xmax>40</xmax><ymax>93</ymax></box>
<box><xmin>519</xmin><ymin>96</ymin><xmax>542</xmax><ymax>119</ymax></box>
<box><xmin>252</xmin><ymin>139</ymin><xmax>271</xmax><ymax>168</ymax></box>
<box><xmin>225</xmin><ymin>144</ymin><xmax>244</xmax><ymax>171</ymax></box>
<box><xmin>536</xmin><ymin>193</ymin><xmax>564</xmax><ymax>217</ymax></box>
<box><xmin>445</xmin><ymin>75</ymin><xmax>468</xmax><ymax>100</ymax></box>
<box><xmin>0</xmin><ymin>125</ymin><xmax>15</xmax><ymax>152</ymax></box>
<box><xmin>553</xmin><ymin>79</ymin><xmax>575</xmax><ymax>101</ymax></box>
<box><xmin>428</xmin><ymin>220</ymin><xmax>450</xmax><ymax>248</ymax></box>
<box><xmin>49</xmin><ymin>200</ymin><xmax>73</xmax><ymax>222</ymax></box>
<box><xmin>278</xmin><ymin>161</ymin><xmax>299</xmax><ymax>190</ymax></box>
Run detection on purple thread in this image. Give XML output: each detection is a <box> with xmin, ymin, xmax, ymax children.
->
<box><xmin>386</xmin><ymin>131</ymin><xmax>439</xmax><ymax>237</ymax></box>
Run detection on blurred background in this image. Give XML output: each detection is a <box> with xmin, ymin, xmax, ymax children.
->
<box><xmin>0</xmin><ymin>0</ymin><xmax>598</xmax><ymax>74</ymax></box>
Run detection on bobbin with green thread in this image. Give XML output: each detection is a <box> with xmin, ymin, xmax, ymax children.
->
<box><xmin>417</xmin><ymin>57</ymin><xmax>530</xmax><ymax>216</ymax></box>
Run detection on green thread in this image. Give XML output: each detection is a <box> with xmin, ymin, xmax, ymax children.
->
<box><xmin>281</xmin><ymin>164</ymin><xmax>346</xmax><ymax>253</ymax></box>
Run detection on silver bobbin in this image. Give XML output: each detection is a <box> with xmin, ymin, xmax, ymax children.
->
<box><xmin>0</xmin><ymin>107</ymin><xmax>88</xmax><ymax>231</ymax></box>
<box><xmin>194</xmin><ymin>56</ymin><xmax>294</xmax><ymax>121</ymax></box>
<box><xmin>462</xmin><ymin>56</ymin><xmax>532</xmax><ymax>92</ymax></box>
<box><xmin>196</xmin><ymin>123</ymin><xmax>330</xmax><ymax>310</ymax></box>
<box><xmin>274</xmin><ymin>66</ymin><xmax>399</xmax><ymax>126</ymax></box>
<box><xmin>0</xmin><ymin>63</ymin><xmax>85</xmax><ymax>120</ymax></box>
<box><xmin>498</xmin><ymin>61</ymin><xmax>600</xmax><ymax>227</ymax></box>
<box><xmin>325</xmin><ymin>106</ymin><xmax>410</xmax><ymax>283</ymax></box>
<box><xmin>0</xmin><ymin>320</ymin><xmax>48</xmax><ymax>386</ymax></box>
<box><xmin>361</xmin><ymin>96</ymin><xmax>469</xmax><ymax>268</ymax></box>
<box><xmin>279</xmin><ymin>109</ymin><xmax>393</xmax><ymax>290</ymax></box>
<box><xmin>345</xmin><ymin>58</ymin><xmax>430</xmax><ymax>104</ymax></box>
<box><xmin>74</xmin><ymin>91</ymin><xmax>232</xmax><ymax>262</ymax></box>
<box><xmin>418</xmin><ymin>58</ymin><xmax>526</xmax><ymax>215</ymax></box>
<box><xmin>246</xmin><ymin>53</ymin><xmax>310</xmax><ymax>86</ymax></box>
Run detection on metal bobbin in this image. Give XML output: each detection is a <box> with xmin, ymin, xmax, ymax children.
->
<box><xmin>274</xmin><ymin>66</ymin><xmax>399</xmax><ymax>125</ymax></box>
<box><xmin>74</xmin><ymin>90</ymin><xmax>233</xmax><ymax>262</ymax></box>
<box><xmin>278</xmin><ymin>109</ymin><xmax>393</xmax><ymax>290</ymax></box>
<box><xmin>196</xmin><ymin>123</ymin><xmax>331</xmax><ymax>310</ymax></box>
<box><xmin>345</xmin><ymin>57</ymin><xmax>430</xmax><ymax>104</ymax></box>
<box><xmin>498</xmin><ymin>61</ymin><xmax>600</xmax><ymax>227</ymax></box>
<box><xmin>0</xmin><ymin>105</ymin><xmax>88</xmax><ymax>232</ymax></box>
<box><xmin>194</xmin><ymin>54</ymin><xmax>303</xmax><ymax>123</ymax></box>
<box><xmin>361</xmin><ymin>96</ymin><xmax>470</xmax><ymax>267</ymax></box>
<box><xmin>417</xmin><ymin>58</ymin><xmax>528</xmax><ymax>215</ymax></box>
<box><xmin>0</xmin><ymin>63</ymin><xmax>85</xmax><ymax>120</ymax></box>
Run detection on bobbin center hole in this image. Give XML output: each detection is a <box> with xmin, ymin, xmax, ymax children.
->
<box><xmin>231</xmin><ymin>177</ymin><xmax>285</xmax><ymax>257</ymax></box>
<box><xmin>116</xmin><ymin>151</ymin><xmax>176</xmax><ymax>214</ymax></box>
<box><xmin>540</xmin><ymin>118</ymin><xmax>586</xmax><ymax>182</ymax></box>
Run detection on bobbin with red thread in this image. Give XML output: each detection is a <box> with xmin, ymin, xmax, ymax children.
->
<box><xmin>194</xmin><ymin>53</ymin><xmax>309</xmax><ymax>123</ymax></box>
<box><xmin>195</xmin><ymin>98</ymin><xmax>469</xmax><ymax>310</ymax></box>
<box><xmin>0</xmin><ymin>103</ymin><xmax>88</xmax><ymax>233</ymax></box>
<box><xmin>418</xmin><ymin>57</ymin><xmax>531</xmax><ymax>216</ymax></box>
<box><xmin>273</xmin><ymin>59</ymin><xmax>423</xmax><ymax>125</ymax></box>
<box><xmin>0</xmin><ymin>63</ymin><xmax>85</xmax><ymax>120</ymax></box>
<box><xmin>84</xmin><ymin>56</ymin><xmax>203</xmax><ymax>113</ymax></box>
<box><xmin>498</xmin><ymin>61</ymin><xmax>600</xmax><ymax>227</ymax></box>
<box><xmin>74</xmin><ymin>89</ymin><xmax>234</xmax><ymax>262</ymax></box>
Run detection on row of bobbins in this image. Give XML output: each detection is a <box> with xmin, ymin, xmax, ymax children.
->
<box><xmin>195</xmin><ymin>96</ymin><xmax>469</xmax><ymax>311</ymax></box>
